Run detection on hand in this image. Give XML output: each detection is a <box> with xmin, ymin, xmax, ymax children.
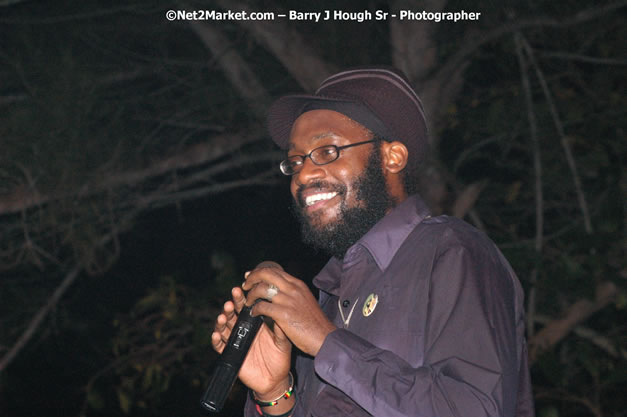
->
<box><xmin>211</xmin><ymin>285</ymin><xmax>292</xmax><ymax>397</ymax></box>
<box><xmin>243</xmin><ymin>266</ymin><xmax>337</xmax><ymax>357</ymax></box>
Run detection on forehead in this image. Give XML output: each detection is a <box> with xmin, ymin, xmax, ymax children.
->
<box><xmin>288</xmin><ymin>109</ymin><xmax>370</xmax><ymax>150</ymax></box>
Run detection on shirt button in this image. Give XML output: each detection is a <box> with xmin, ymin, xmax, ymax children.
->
<box><xmin>342</xmin><ymin>300</ymin><xmax>350</xmax><ymax>308</ymax></box>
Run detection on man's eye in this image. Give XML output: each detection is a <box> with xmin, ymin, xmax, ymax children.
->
<box><xmin>319</xmin><ymin>148</ymin><xmax>336</xmax><ymax>158</ymax></box>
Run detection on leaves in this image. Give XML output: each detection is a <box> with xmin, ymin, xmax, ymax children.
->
<box><xmin>0</xmin><ymin>1</ymin><xmax>625</xmax><ymax>416</ymax></box>
<box><xmin>101</xmin><ymin>273</ymin><xmax>222</xmax><ymax>414</ymax></box>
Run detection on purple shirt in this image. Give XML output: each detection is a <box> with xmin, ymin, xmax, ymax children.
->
<box><xmin>246</xmin><ymin>195</ymin><xmax>534</xmax><ymax>417</ymax></box>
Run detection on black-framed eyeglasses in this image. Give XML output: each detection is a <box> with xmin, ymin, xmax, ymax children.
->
<box><xmin>280</xmin><ymin>139</ymin><xmax>376</xmax><ymax>176</ymax></box>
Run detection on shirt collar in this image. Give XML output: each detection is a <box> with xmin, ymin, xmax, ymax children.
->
<box><xmin>314</xmin><ymin>194</ymin><xmax>432</xmax><ymax>293</ymax></box>
<box><xmin>358</xmin><ymin>194</ymin><xmax>431</xmax><ymax>271</ymax></box>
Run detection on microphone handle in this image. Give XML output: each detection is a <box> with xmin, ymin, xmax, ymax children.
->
<box><xmin>200</xmin><ymin>305</ymin><xmax>263</xmax><ymax>412</ymax></box>
<box><xmin>200</xmin><ymin>261</ymin><xmax>282</xmax><ymax>413</ymax></box>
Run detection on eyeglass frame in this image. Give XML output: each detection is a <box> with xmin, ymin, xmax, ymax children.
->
<box><xmin>279</xmin><ymin>139</ymin><xmax>377</xmax><ymax>176</ymax></box>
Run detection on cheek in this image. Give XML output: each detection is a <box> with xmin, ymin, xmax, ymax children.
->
<box><xmin>342</xmin><ymin>180</ymin><xmax>360</xmax><ymax>205</ymax></box>
<box><xmin>334</xmin><ymin>165</ymin><xmax>360</xmax><ymax>196</ymax></box>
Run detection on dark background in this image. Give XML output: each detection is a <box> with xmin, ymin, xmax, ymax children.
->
<box><xmin>0</xmin><ymin>1</ymin><xmax>625</xmax><ymax>416</ymax></box>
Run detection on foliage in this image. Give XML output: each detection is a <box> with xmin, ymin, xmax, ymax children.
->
<box><xmin>107</xmin><ymin>276</ymin><xmax>213</xmax><ymax>415</ymax></box>
<box><xmin>88</xmin><ymin>251</ymin><xmax>246</xmax><ymax>416</ymax></box>
<box><xmin>0</xmin><ymin>0</ymin><xmax>625</xmax><ymax>416</ymax></box>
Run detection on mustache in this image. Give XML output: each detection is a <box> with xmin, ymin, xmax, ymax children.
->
<box><xmin>295</xmin><ymin>181</ymin><xmax>346</xmax><ymax>208</ymax></box>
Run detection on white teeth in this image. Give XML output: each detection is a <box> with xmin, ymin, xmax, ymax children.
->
<box><xmin>305</xmin><ymin>192</ymin><xmax>338</xmax><ymax>207</ymax></box>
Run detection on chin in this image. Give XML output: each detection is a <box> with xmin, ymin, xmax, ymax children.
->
<box><xmin>304</xmin><ymin>209</ymin><xmax>340</xmax><ymax>230</ymax></box>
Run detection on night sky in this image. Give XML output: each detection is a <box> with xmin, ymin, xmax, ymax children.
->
<box><xmin>1</xmin><ymin>1</ymin><xmax>625</xmax><ymax>416</ymax></box>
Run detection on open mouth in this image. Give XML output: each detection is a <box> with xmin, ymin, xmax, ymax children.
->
<box><xmin>305</xmin><ymin>192</ymin><xmax>338</xmax><ymax>207</ymax></box>
<box><xmin>296</xmin><ymin>181</ymin><xmax>346</xmax><ymax>215</ymax></box>
<box><xmin>302</xmin><ymin>191</ymin><xmax>341</xmax><ymax>212</ymax></box>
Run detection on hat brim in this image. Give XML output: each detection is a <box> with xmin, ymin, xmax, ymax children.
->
<box><xmin>267</xmin><ymin>95</ymin><xmax>391</xmax><ymax>150</ymax></box>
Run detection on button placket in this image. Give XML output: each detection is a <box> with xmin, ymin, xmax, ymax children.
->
<box><xmin>337</xmin><ymin>246</ymin><xmax>369</xmax><ymax>329</ymax></box>
<box><xmin>337</xmin><ymin>296</ymin><xmax>359</xmax><ymax>328</ymax></box>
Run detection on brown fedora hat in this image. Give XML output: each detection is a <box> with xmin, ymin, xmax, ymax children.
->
<box><xmin>267</xmin><ymin>66</ymin><xmax>429</xmax><ymax>170</ymax></box>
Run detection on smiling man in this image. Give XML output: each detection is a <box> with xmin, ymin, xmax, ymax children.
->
<box><xmin>211</xmin><ymin>67</ymin><xmax>535</xmax><ymax>417</ymax></box>
<box><xmin>288</xmin><ymin>110</ymin><xmax>406</xmax><ymax>260</ymax></box>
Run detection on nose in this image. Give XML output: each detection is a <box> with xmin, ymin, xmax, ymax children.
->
<box><xmin>293</xmin><ymin>157</ymin><xmax>325</xmax><ymax>186</ymax></box>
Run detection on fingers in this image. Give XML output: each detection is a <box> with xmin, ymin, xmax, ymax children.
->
<box><xmin>270</xmin><ymin>321</ymin><xmax>292</xmax><ymax>353</ymax></box>
<box><xmin>211</xmin><ymin>264</ymin><xmax>295</xmax><ymax>354</ymax></box>
<box><xmin>221</xmin><ymin>288</ymin><xmax>246</xmax><ymax>330</ymax></box>
<box><xmin>246</xmin><ymin>281</ymin><xmax>286</xmax><ymax>306</ymax></box>
<box><xmin>242</xmin><ymin>268</ymin><xmax>296</xmax><ymax>306</ymax></box>
<box><xmin>211</xmin><ymin>330</ymin><xmax>226</xmax><ymax>353</ymax></box>
<box><xmin>251</xmin><ymin>300</ymin><xmax>280</xmax><ymax>322</ymax></box>
<box><xmin>231</xmin><ymin>286</ymin><xmax>246</xmax><ymax>313</ymax></box>
<box><xmin>211</xmin><ymin>287</ymin><xmax>247</xmax><ymax>354</ymax></box>
<box><xmin>211</xmin><ymin>311</ymin><xmax>229</xmax><ymax>353</ymax></box>
<box><xmin>242</xmin><ymin>266</ymin><xmax>293</xmax><ymax>292</ymax></box>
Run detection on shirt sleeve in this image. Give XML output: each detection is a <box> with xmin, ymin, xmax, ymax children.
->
<box><xmin>314</xmin><ymin>242</ymin><xmax>524</xmax><ymax>417</ymax></box>
<box><xmin>243</xmin><ymin>395</ymin><xmax>259</xmax><ymax>417</ymax></box>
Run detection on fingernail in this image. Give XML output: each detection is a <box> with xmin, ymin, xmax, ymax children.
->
<box><xmin>244</xmin><ymin>271</ymin><xmax>250</xmax><ymax>279</ymax></box>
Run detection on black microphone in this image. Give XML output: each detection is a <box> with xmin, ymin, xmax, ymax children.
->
<box><xmin>200</xmin><ymin>261</ymin><xmax>283</xmax><ymax>413</ymax></box>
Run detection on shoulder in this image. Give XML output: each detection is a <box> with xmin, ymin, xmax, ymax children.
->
<box><xmin>401</xmin><ymin>215</ymin><xmax>518</xmax><ymax>290</ymax></box>
<box><xmin>401</xmin><ymin>215</ymin><xmax>498</xmax><ymax>260</ymax></box>
<box><xmin>385</xmin><ymin>215</ymin><xmax>499</xmax><ymax>286</ymax></box>
<box><xmin>427</xmin><ymin>215</ymin><xmax>493</xmax><ymax>249</ymax></box>
<box><xmin>423</xmin><ymin>216</ymin><xmax>523</xmax><ymax>306</ymax></box>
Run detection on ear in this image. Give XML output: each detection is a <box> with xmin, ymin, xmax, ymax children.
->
<box><xmin>381</xmin><ymin>141</ymin><xmax>408</xmax><ymax>174</ymax></box>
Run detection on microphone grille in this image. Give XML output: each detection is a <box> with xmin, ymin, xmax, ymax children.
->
<box><xmin>255</xmin><ymin>261</ymin><xmax>284</xmax><ymax>271</ymax></box>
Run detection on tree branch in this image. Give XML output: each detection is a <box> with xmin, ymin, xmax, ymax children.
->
<box><xmin>0</xmin><ymin>264</ymin><xmax>81</xmax><ymax>373</ymax></box>
<box><xmin>515</xmin><ymin>32</ymin><xmax>543</xmax><ymax>338</ymax></box>
<box><xmin>529</xmin><ymin>281</ymin><xmax>618</xmax><ymax>363</ymax></box>
<box><xmin>138</xmin><ymin>171</ymin><xmax>280</xmax><ymax>211</ymax></box>
<box><xmin>188</xmin><ymin>21</ymin><xmax>271</xmax><ymax>120</ymax></box>
<box><xmin>390</xmin><ymin>0</ymin><xmax>447</xmax><ymax>82</ymax></box>
<box><xmin>440</xmin><ymin>1</ymin><xmax>627</xmax><ymax>86</ymax></box>
<box><xmin>535</xmin><ymin>389</ymin><xmax>603</xmax><ymax>417</ymax></box>
<box><xmin>0</xmin><ymin>3</ymin><xmax>142</xmax><ymax>24</ymax></box>
<box><xmin>0</xmin><ymin>0</ymin><xmax>30</xmax><ymax>6</ymax></box>
<box><xmin>535</xmin><ymin>315</ymin><xmax>627</xmax><ymax>360</ymax></box>
<box><xmin>520</xmin><ymin>35</ymin><xmax>593</xmax><ymax>234</ymax></box>
<box><xmin>451</xmin><ymin>180</ymin><xmax>486</xmax><ymax>219</ymax></box>
<box><xmin>0</xmin><ymin>132</ymin><xmax>265</xmax><ymax>216</ymax></box>
<box><xmin>0</xmin><ymin>93</ymin><xmax>28</xmax><ymax>106</ymax></box>
<box><xmin>0</xmin><ymin>153</ymin><xmax>280</xmax><ymax>371</ymax></box>
<box><xmin>214</xmin><ymin>0</ymin><xmax>335</xmax><ymax>91</ymax></box>
<box><xmin>538</xmin><ymin>51</ymin><xmax>627</xmax><ymax>66</ymax></box>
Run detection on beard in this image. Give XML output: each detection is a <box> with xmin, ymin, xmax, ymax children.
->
<box><xmin>290</xmin><ymin>146</ymin><xmax>396</xmax><ymax>259</ymax></box>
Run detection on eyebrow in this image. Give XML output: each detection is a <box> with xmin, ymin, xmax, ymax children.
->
<box><xmin>288</xmin><ymin>132</ymin><xmax>336</xmax><ymax>151</ymax></box>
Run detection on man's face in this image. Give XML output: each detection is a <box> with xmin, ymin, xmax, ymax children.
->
<box><xmin>288</xmin><ymin>109</ymin><xmax>395</xmax><ymax>257</ymax></box>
